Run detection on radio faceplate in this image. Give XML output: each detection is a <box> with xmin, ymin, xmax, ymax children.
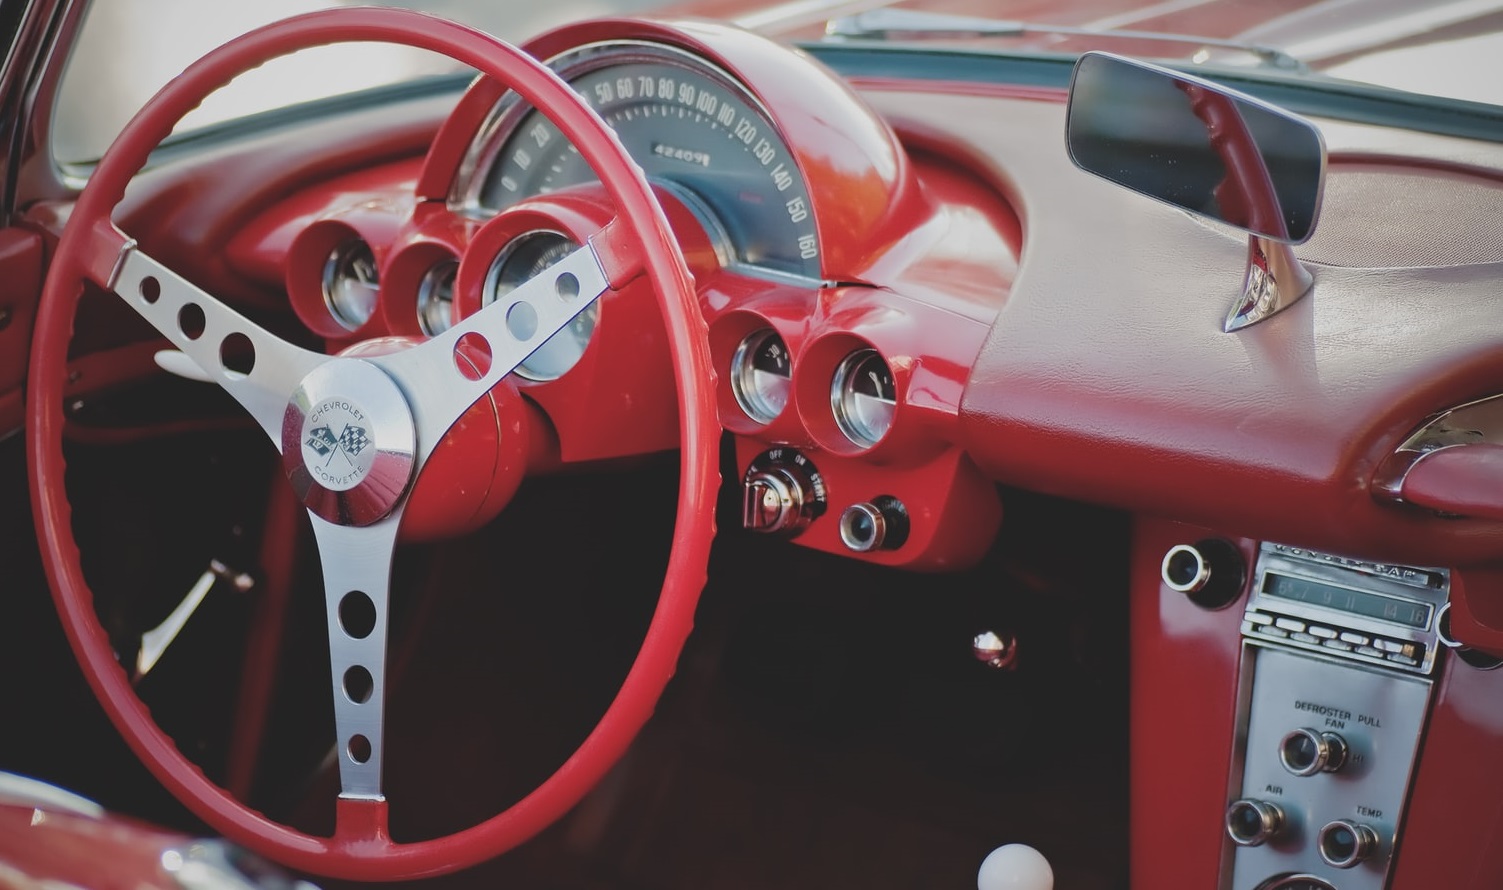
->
<box><xmin>1242</xmin><ymin>544</ymin><xmax>1450</xmax><ymax>675</ymax></box>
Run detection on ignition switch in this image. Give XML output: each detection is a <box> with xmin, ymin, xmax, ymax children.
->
<box><xmin>742</xmin><ymin>448</ymin><xmax>827</xmax><ymax>536</ymax></box>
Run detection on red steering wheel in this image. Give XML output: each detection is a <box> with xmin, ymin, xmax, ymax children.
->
<box><xmin>27</xmin><ymin>8</ymin><xmax>717</xmax><ymax>881</ymax></box>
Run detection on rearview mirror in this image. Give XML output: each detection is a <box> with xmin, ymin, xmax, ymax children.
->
<box><xmin>1066</xmin><ymin>52</ymin><xmax>1325</xmax><ymax>331</ymax></box>
<box><xmin>1066</xmin><ymin>52</ymin><xmax>1324</xmax><ymax>245</ymax></box>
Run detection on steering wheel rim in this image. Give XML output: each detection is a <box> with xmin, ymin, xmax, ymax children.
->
<box><xmin>27</xmin><ymin>8</ymin><xmax>718</xmax><ymax>881</ymax></box>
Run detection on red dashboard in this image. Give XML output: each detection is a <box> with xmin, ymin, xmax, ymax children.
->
<box><xmin>9</xmin><ymin>5</ymin><xmax>1503</xmax><ymax>889</ymax></box>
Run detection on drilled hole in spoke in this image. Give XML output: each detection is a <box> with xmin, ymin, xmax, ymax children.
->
<box><xmin>343</xmin><ymin>665</ymin><xmax>374</xmax><ymax>704</ymax></box>
<box><xmin>178</xmin><ymin>303</ymin><xmax>206</xmax><ymax>340</ymax></box>
<box><xmin>555</xmin><ymin>272</ymin><xmax>580</xmax><ymax>302</ymax></box>
<box><xmin>219</xmin><ymin>332</ymin><xmax>255</xmax><ymax>378</ymax></box>
<box><xmin>339</xmin><ymin>591</ymin><xmax>376</xmax><ymax>640</ymax></box>
<box><xmin>453</xmin><ymin>331</ymin><xmax>492</xmax><ymax>382</ymax></box>
<box><xmin>348</xmin><ymin>734</ymin><xmax>372</xmax><ymax>764</ymax></box>
<box><xmin>505</xmin><ymin>301</ymin><xmax>538</xmax><ymax>342</ymax></box>
<box><xmin>140</xmin><ymin>277</ymin><xmax>161</xmax><ymax>303</ymax></box>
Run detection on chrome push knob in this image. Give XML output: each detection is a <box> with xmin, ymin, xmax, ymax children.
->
<box><xmin>1279</xmin><ymin>728</ymin><xmax>1348</xmax><ymax>777</ymax></box>
<box><xmin>1225</xmin><ymin>799</ymin><xmax>1285</xmax><ymax>847</ymax></box>
<box><xmin>1318</xmin><ymin>820</ymin><xmax>1380</xmax><ymax>868</ymax></box>
<box><xmin>1160</xmin><ymin>538</ymin><xmax>1246</xmax><ymax>609</ymax></box>
<box><xmin>837</xmin><ymin>495</ymin><xmax>910</xmax><ymax>552</ymax></box>
<box><xmin>972</xmin><ymin>630</ymin><xmax>1018</xmax><ymax>670</ymax></box>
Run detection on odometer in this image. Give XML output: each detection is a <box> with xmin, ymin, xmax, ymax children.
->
<box><xmin>470</xmin><ymin>45</ymin><xmax>821</xmax><ymax>279</ymax></box>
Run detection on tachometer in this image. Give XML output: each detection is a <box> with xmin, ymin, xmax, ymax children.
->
<box><xmin>465</xmin><ymin>44</ymin><xmax>821</xmax><ymax>279</ymax></box>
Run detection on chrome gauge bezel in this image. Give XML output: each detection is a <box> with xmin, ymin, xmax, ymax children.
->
<box><xmin>830</xmin><ymin>348</ymin><xmax>897</xmax><ymax>449</ymax></box>
<box><xmin>416</xmin><ymin>259</ymin><xmax>458</xmax><ymax>336</ymax></box>
<box><xmin>321</xmin><ymin>239</ymin><xmax>379</xmax><ymax>332</ymax></box>
<box><xmin>453</xmin><ymin>41</ymin><xmax>783</xmax><ymax>217</ymax></box>
<box><xmin>483</xmin><ymin>229</ymin><xmax>596</xmax><ymax>381</ymax></box>
<box><xmin>730</xmin><ymin>328</ymin><xmax>791</xmax><ymax>424</ymax></box>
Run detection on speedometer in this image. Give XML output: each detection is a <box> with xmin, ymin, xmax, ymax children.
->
<box><xmin>465</xmin><ymin>44</ymin><xmax>821</xmax><ymax>279</ymax></box>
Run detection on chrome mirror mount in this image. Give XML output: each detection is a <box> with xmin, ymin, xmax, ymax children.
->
<box><xmin>1066</xmin><ymin>52</ymin><xmax>1325</xmax><ymax>332</ymax></box>
<box><xmin>1225</xmin><ymin>236</ymin><xmax>1314</xmax><ymax>332</ymax></box>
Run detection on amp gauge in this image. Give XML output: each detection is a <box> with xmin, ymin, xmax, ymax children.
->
<box><xmin>730</xmin><ymin>328</ymin><xmax>791</xmax><ymax>424</ymax></box>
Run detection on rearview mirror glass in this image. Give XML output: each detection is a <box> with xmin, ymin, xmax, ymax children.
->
<box><xmin>1066</xmin><ymin>52</ymin><xmax>1325</xmax><ymax>244</ymax></box>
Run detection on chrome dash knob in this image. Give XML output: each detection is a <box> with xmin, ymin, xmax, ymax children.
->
<box><xmin>972</xmin><ymin>630</ymin><xmax>1018</xmax><ymax>670</ymax></box>
<box><xmin>1318</xmin><ymin>820</ymin><xmax>1380</xmax><ymax>868</ymax></box>
<box><xmin>1225</xmin><ymin>799</ymin><xmax>1285</xmax><ymax>847</ymax></box>
<box><xmin>1279</xmin><ymin>728</ymin><xmax>1348</xmax><ymax>777</ymax></box>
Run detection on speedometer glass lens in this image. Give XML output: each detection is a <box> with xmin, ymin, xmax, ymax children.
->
<box><xmin>831</xmin><ymin>349</ymin><xmax>897</xmax><ymax>448</ymax></box>
<box><xmin>486</xmin><ymin>231</ymin><xmax>597</xmax><ymax>381</ymax></box>
<box><xmin>731</xmin><ymin>328</ymin><xmax>791</xmax><ymax>423</ymax></box>
<box><xmin>472</xmin><ymin>46</ymin><xmax>820</xmax><ymax>280</ymax></box>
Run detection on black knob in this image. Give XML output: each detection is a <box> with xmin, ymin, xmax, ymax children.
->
<box><xmin>1225</xmin><ymin>799</ymin><xmax>1284</xmax><ymax>847</ymax></box>
<box><xmin>1160</xmin><ymin>538</ymin><xmax>1245</xmax><ymax>609</ymax></box>
<box><xmin>1279</xmin><ymin>728</ymin><xmax>1348</xmax><ymax>777</ymax></box>
<box><xmin>1317</xmin><ymin>820</ymin><xmax>1380</xmax><ymax>869</ymax></box>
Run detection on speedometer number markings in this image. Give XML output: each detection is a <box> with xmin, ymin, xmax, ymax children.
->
<box><xmin>480</xmin><ymin>52</ymin><xmax>822</xmax><ymax>276</ymax></box>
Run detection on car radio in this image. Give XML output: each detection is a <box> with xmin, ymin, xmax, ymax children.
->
<box><xmin>1220</xmin><ymin>543</ymin><xmax>1449</xmax><ymax>890</ymax></box>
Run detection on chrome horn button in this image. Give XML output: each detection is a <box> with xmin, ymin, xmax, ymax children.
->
<box><xmin>281</xmin><ymin>358</ymin><xmax>416</xmax><ymax>526</ymax></box>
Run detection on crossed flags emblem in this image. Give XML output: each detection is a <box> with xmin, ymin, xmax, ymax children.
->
<box><xmin>305</xmin><ymin>423</ymin><xmax>370</xmax><ymax>466</ymax></box>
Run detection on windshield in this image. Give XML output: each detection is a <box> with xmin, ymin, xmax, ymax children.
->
<box><xmin>53</xmin><ymin>0</ymin><xmax>1503</xmax><ymax>163</ymax></box>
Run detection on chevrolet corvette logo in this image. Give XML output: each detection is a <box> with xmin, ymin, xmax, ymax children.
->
<box><xmin>300</xmin><ymin>398</ymin><xmax>376</xmax><ymax>491</ymax></box>
<box><xmin>304</xmin><ymin>423</ymin><xmax>369</xmax><ymax>460</ymax></box>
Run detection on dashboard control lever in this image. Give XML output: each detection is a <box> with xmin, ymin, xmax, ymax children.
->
<box><xmin>972</xmin><ymin>630</ymin><xmax>1018</xmax><ymax>670</ymax></box>
<box><xmin>1225</xmin><ymin>798</ymin><xmax>1284</xmax><ymax>847</ymax></box>
<box><xmin>1161</xmin><ymin>538</ymin><xmax>1245</xmax><ymax>609</ymax></box>
<box><xmin>1317</xmin><ymin>820</ymin><xmax>1380</xmax><ymax>869</ymax></box>
<box><xmin>977</xmin><ymin>843</ymin><xmax>1052</xmax><ymax>890</ymax></box>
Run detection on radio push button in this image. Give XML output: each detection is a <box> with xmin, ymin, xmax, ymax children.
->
<box><xmin>1225</xmin><ymin>799</ymin><xmax>1285</xmax><ymax>847</ymax></box>
<box><xmin>1279</xmin><ymin>728</ymin><xmax>1348</xmax><ymax>776</ymax></box>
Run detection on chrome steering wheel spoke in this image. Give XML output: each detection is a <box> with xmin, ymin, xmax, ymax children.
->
<box><xmin>307</xmin><ymin>510</ymin><xmax>401</xmax><ymax>801</ymax></box>
<box><xmin>107</xmin><ymin>241</ymin><xmax>329</xmax><ymax>448</ymax></box>
<box><xmin>369</xmin><ymin>241</ymin><xmax>610</xmax><ymax>457</ymax></box>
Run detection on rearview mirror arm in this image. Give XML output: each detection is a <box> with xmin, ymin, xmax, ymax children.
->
<box><xmin>1224</xmin><ymin>235</ymin><xmax>1313</xmax><ymax>332</ymax></box>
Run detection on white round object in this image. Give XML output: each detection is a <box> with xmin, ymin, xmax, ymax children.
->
<box><xmin>978</xmin><ymin>844</ymin><xmax>1054</xmax><ymax>890</ymax></box>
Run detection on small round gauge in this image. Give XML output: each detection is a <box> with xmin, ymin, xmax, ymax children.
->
<box><xmin>831</xmin><ymin>349</ymin><xmax>896</xmax><ymax>448</ymax></box>
<box><xmin>730</xmin><ymin>328</ymin><xmax>791</xmax><ymax>423</ymax></box>
<box><xmin>417</xmin><ymin>260</ymin><xmax>457</xmax><ymax>336</ymax></box>
<box><xmin>485</xmin><ymin>231</ymin><xmax>598</xmax><ymax>381</ymax></box>
<box><xmin>322</xmin><ymin>240</ymin><xmax>379</xmax><ymax>331</ymax></box>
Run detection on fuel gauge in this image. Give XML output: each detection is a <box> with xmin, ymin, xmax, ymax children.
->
<box><xmin>730</xmin><ymin>328</ymin><xmax>791</xmax><ymax>424</ymax></box>
<box><xmin>831</xmin><ymin>348</ymin><xmax>896</xmax><ymax>448</ymax></box>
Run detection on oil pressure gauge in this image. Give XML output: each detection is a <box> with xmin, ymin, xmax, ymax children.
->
<box><xmin>831</xmin><ymin>348</ymin><xmax>896</xmax><ymax>448</ymax></box>
<box><xmin>730</xmin><ymin>328</ymin><xmax>791</xmax><ymax>423</ymax></box>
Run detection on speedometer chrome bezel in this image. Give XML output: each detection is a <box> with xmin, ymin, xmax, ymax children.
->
<box><xmin>451</xmin><ymin>39</ymin><xmax>825</xmax><ymax>282</ymax></box>
<box><xmin>453</xmin><ymin>41</ymin><xmax>787</xmax><ymax>217</ymax></box>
